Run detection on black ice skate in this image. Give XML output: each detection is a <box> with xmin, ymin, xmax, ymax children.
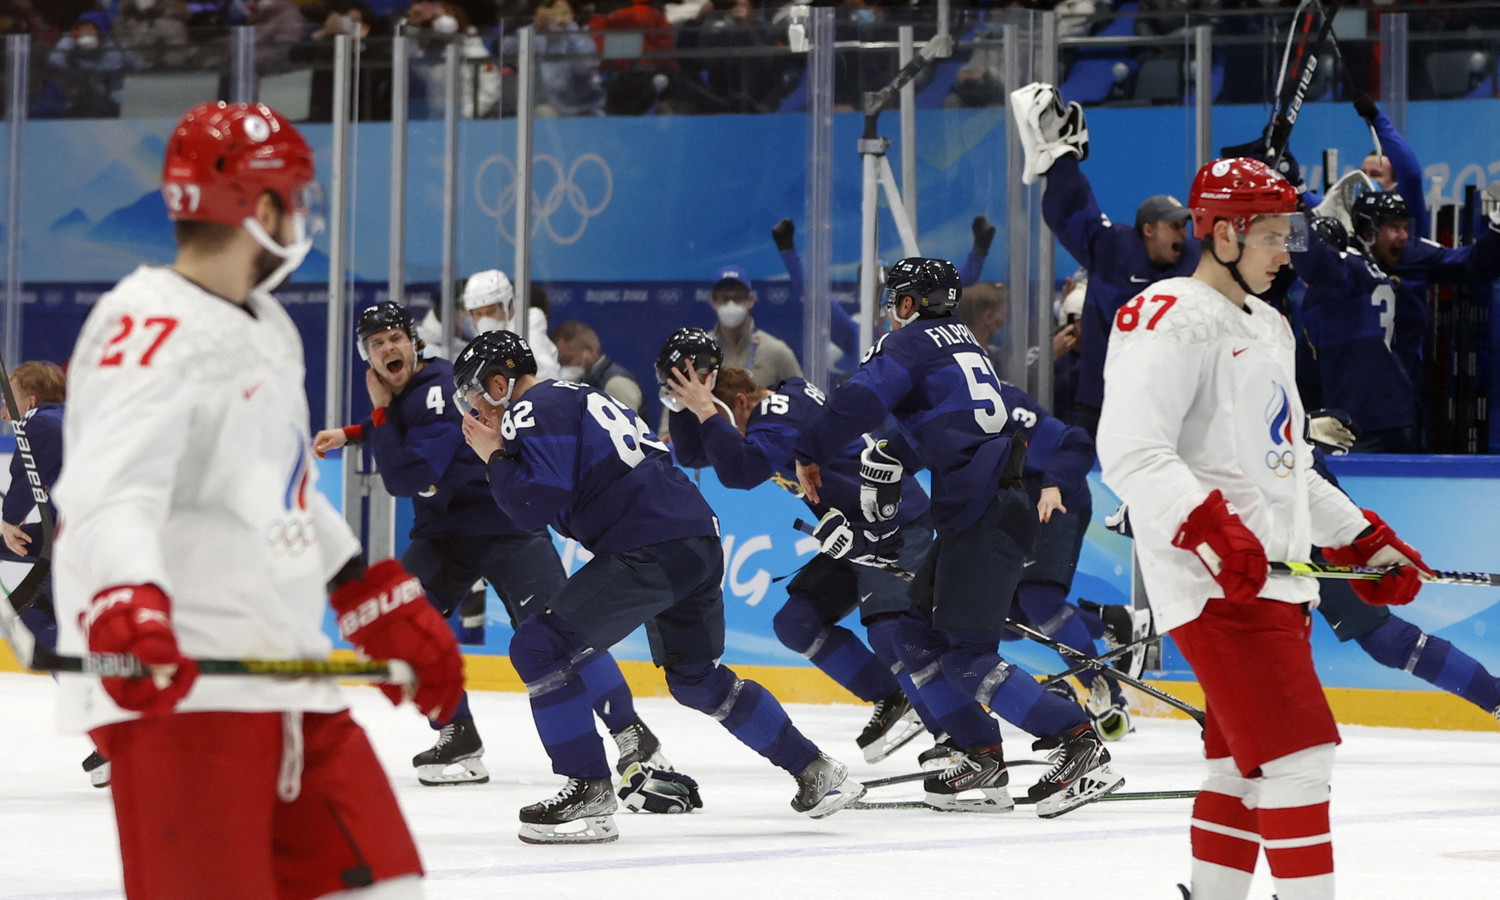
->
<box><xmin>612</xmin><ymin>717</ymin><xmax>672</xmax><ymax>775</ymax></box>
<box><xmin>82</xmin><ymin>750</ymin><xmax>110</xmax><ymax>789</ymax></box>
<box><xmin>856</xmin><ymin>690</ymin><xmax>924</xmax><ymax>764</ymax></box>
<box><xmin>518</xmin><ymin>777</ymin><xmax>619</xmax><ymax>844</ymax></box>
<box><xmin>1027</xmin><ymin>722</ymin><xmax>1125</xmax><ymax>818</ymax></box>
<box><xmin>923</xmin><ymin>745</ymin><xmax>1013</xmax><ymax>813</ymax></box>
<box><xmin>791</xmin><ymin>753</ymin><xmax>866</xmax><ymax>818</ymax></box>
<box><xmin>918</xmin><ymin>735</ymin><xmax>962</xmax><ymax>771</ymax></box>
<box><xmin>412</xmin><ymin>716</ymin><xmax>488</xmax><ymax>786</ymax></box>
<box><xmin>1086</xmin><ymin>672</ymin><xmax>1134</xmax><ymax>742</ymax></box>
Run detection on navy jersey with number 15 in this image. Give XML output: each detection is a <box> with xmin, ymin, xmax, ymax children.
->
<box><xmin>487</xmin><ymin>381</ymin><xmax>719</xmax><ymax>554</ymax></box>
<box><xmin>794</xmin><ymin>319</ymin><xmax>1025</xmax><ymax>536</ymax></box>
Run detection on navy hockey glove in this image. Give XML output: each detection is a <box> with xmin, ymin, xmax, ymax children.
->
<box><xmin>859</xmin><ymin>436</ymin><xmax>903</xmax><ymax>523</ymax></box>
<box><xmin>849</xmin><ymin>528</ymin><xmax>900</xmax><ymax>569</ymax></box>
<box><xmin>1172</xmin><ymin>490</ymin><xmax>1267</xmax><ymax>603</ymax></box>
<box><xmin>619</xmin><ymin>763</ymin><xmax>703</xmax><ymax>814</ymax></box>
<box><xmin>972</xmin><ymin>215</ymin><xmax>996</xmax><ymax>255</ymax></box>
<box><xmin>1352</xmin><ymin>91</ymin><xmax>1379</xmax><ymax>122</ymax></box>
<box><xmin>772</xmin><ymin>218</ymin><xmax>796</xmax><ymax>252</ymax></box>
<box><xmin>1323</xmin><ymin>510</ymin><xmax>1433</xmax><ymax>606</ymax></box>
<box><xmin>1306</xmin><ymin>409</ymin><xmax>1358</xmax><ymax>455</ymax></box>
<box><xmin>84</xmin><ymin>584</ymin><xmax>199</xmax><ymax>716</ymax></box>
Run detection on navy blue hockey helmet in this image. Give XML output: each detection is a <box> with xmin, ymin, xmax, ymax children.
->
<box><xmin>656</xmin><ymin>327</ymin><xmax>722</xmax><ymax>388</ymax></box>
<box><xmin>356</xmin><ymin>301</ymin><xmax>422</xmax><ymax>360</ymax></box>
<box><xmin>1350</xmin><ymin>191</ymin><xmax>1411</xmax><ymax>242</ymax></box>
<box><xmin>453</xmin><ymin>329</ymin><xmax>537</xmax><ymax>413</ymax></box>
<box><xmin>884</xmin><ymin>257</ymin><xmax>962</xmax><ymax>319</ymax></box>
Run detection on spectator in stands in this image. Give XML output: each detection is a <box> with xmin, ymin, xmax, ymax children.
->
<box><xmin>1352</xmin><ymin>92</ymin><xmax>1429</xmax><ymax>237</ymax></box>
<box><xmin>250</xmin><ymin>0</ymin><xmax>309</xmax><ymax>72</ymax></box>
<box><xmin>502</xmin><ymin>0</ymin><xmax>605</xmax><ymax>117</ymax></box>
<box><xmin>113</xmin><ymin>0</ymin><xmax>194</xmax><ymax>69</ymax></box>
<box><xmin>676</xmin><ymin>0</ymin><xmax>793</xmax><ymax>114</ymax></box>
<box><xmin>399</xmin><ymin>0</ymin><xmax>500</xmax><ymax>118</ymax></box>
<box><xmin>707</xmin><ymin>264</ymin><xmax>802</xmax><ymax>388</ymax></box>
<box><xmin>1051</xmin><ymin>273</ymin><xmax>1084</xmax><ymax>423</ymax></box>
<box><xmin>301</xmin><ymin>0</ymin><xmax>393</xmax><ymax>120</ymax></box>
<box><xmin>45</xmin><ymin>12</ymin><xmax>138</xmax><ymax>118</ymax></box>
<box><xmin>551</xmin><ymin>319</ymin><xmax>645</xmax><ymax>413</ymax></box>
<box><xmin>956</xmin><ymin>281</ymin><xmax>1007</xmax><ymax>376</ymax></box>
<box><xmin>589</xmin><ymin>0</ymin><xmax>678</xmax><ymax>115</ymax></box>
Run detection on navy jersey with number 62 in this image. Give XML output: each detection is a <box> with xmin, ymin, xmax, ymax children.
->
<box><xmin>487</xmin><ymin>381</ymin><xmax>719</xmax><ymax>554</ymax></box>
<box><xmin>794</xmin><ymin>319</ymin><xmax>1025</xmax><ymax>536</ymax></box>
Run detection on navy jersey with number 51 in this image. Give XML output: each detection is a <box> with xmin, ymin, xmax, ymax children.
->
<box><xmin>487</xmin><ymin>381</ymin><xmax>719</xmax><ymax>553</ymax></box>
<box><xmin>794</xmin><ymin>319</ymin><xmax>1025</xmax><ymax>536</ymax></box>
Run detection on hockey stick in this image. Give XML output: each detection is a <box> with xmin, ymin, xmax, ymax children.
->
<box><xmin>1007</xmin><ymin>619</ymin><xmax>1206</xmax><ymax>726</ymax></box>
<box><xmin>792</xmin><ymin>518</ymin><xmax>915</xmax><ymax>582</ymax></box>
<box><xmin>1266</xmin><ymin>0</ymin><xmax>1341</xmax><ymax>167</ymax></box>
<box><xmin>859</xmin><ymin>760</ymin><xmax>1053</xmax><ymax>791</ymax></box>
<box><xmin>0</xmin><ymin>349</ymin><xmax>55</xmax><ymax>616</ymax></box>
<box><xmin>847</xmin><ymin>789</ymin><xmax>1198</xmax><ymax>810</ymax></box>
<box><xmin>1272</xmin><ymin>560</ymin><xmax>1500</xmax><ymax>587</ymax></box>
<box><xmin>1036</xmin><ymin>633</ymin><xmax>1156</xmax><ymax>689</ymax></box>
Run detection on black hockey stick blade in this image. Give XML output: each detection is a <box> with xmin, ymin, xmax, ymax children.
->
<box><xmin>0</xmin><ymin>349</ymin><xmax>56</xmax><ymax>616</ymax></box>
<box><xmin>1007</xmin><ymin>619</ymin><xmax>1206</xmax><ymax>725</ymax></box>
<box><xmin>792</xmin><ymin>518</ymin><xmax>915</xmax><ymax>582</ymax></box>
<box><xmin>1272</xmin><ymin>560</ymin><xmax>1500</xmax><ymax>587</ymax></box>
<box><xmin>848</xmin><ymin>789</ymin><xmax>1197</xmax><ymax>811</ymax></box>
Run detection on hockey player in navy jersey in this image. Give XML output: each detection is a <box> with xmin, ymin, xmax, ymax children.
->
<box><xmin>314</xmin><ymin>303</ymin><xmax>671</xmax><ymax>787</ymax></box>
<box><xmin>793</xmin><ymin>257</ymin><xmax>1124</xmax><ymax>818</ymax></box>
<box><xmin>661</xmin><ymin>336</ymin><xmax>932</xmax><ymax>764</ymax></box>
<box><xmin>455</xmin><ymin>330</ymin><xmax>864</xmax><ymax>844</ymax></box>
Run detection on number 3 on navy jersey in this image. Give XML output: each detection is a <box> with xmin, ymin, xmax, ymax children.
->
<box><xmin>954</xmin><ymin>350</ymin><xmax>1007</xmax><ymax>433</ymax></box>
<box><xmin>587</xmin><ymin>393</ymin><xmax>667</xmax><ymax>466</ymax></box>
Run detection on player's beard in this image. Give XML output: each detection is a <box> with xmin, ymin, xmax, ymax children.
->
<box><xmin>253</xmin><ymin>245</ymin><xmax>287</xmax><ymax>291</ymax></box>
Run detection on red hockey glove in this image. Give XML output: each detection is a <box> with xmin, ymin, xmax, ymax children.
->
<box><xmin>83</xmin><ymin>585</ymin><xmax>199</xmax><ymax>715</ymax></box>
<box><xmin>1171</xmin><ymin>490</ymin><xmax>1268</xmax><ymax>603</ymax></box>
<box><xmin>1322</xmin><ymin>510</ymin><xmax>1433</xmax><ymax>606</ymax></box>
<box><xmin>330</xmin><ymin>559</ymin><xmax>464</xmax><ymax>722</ymax></box>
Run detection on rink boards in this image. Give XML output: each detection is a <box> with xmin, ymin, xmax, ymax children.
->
<box><xmin>3</xmin><ymin>444</ymin><xmax>1498</xmax><ymax>733</ymax></box>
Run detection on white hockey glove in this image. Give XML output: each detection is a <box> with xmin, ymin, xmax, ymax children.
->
<box><xmin>1306</xmin><ymin>409</ymin><xmax>1359</xmax><ymax>455</ymax></box>
<box><xmin>618</xmin><ymin>763</ymin><xmax>702</xmax><ymax>814</ymax></box>
<box><xmin>813</xmin><ymin>509</ymin><xmax>857</xmax><ymax>559</ymax></box>
<box><xmin>1104</xmin><ymin>503</ymin><xmax>1132</xmax><ymax>538</ymax></box>
<box><xmin>1008</xmin><ymin>82</ymin><xmax>1089</xmax><ymax>185</ymax></box>
<box><xmin>859</xmin><ymin>435</ymin><xmax>904</xmax><ymax>523</ymax></box>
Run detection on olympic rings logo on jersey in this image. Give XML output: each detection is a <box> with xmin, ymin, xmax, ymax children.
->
<box><xmin>476</xmin><ymin>153</ymin><xmax>613</xmax><ymax>246</ymax></box>
<box><xmin>1265</xmin><ymin>449</ymin><xmax>1295</xmax><ymax>478</ymax></box>
<box><xmin>266</xmin><ymin>516</ymin><xmax>317</xmax><ymax>558</ymax></box>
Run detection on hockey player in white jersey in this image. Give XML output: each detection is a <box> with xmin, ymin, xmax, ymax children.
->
<box><xmin>1097</xmin><ymin>157</ymin><xmax>1433</xmax><ymax>900</ymax></box>
<box><xmin>50</xmin><ymin>102</ymin><xmax>464</xmax><ymax>899</ymax></box>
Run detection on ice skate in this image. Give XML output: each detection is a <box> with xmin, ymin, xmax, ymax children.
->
<box><xmin>856</xmin><ymin>690</ymin><xmax>924</xmax><ymax>764</ymax></box>
<box><xmin>791</xmin><ymin>753</ymin><xmax>866</xmax><ymax>819</ymax></box>
<box><xmin>612</xmin><ymin>717</ymin><xmax>672</xmax><ymax>775</ymax></box>
<box><xmin>923</xmin><ymin>746</ymin><xmax>1014</xmax><ymax>813</ymax></box>
<box><xmin>918</xmin><ymin>735</ymin><xmax>962</xmax><ymax>771</ymax></box>
<box><xmin>518</xmin><ymin>777</ymin><xmax>619</xmax><ymax>844</ymax></box>
<box><xmin>1086</xmin><ymin>672</ymin><xmax>1134</xmax><ymax>742</ymax></box>
<box><xmin>413</xmin><ymin>716</ymin><xmax>488</xmax><ymax>786</ymax></box>
<box><xmin>1027</xmin><ymin>722</ymin><xmax>1125</xmax><ymax>818</ymax></box>
<box><xmin>82</xmin><ymin>750</ymin><xmax>110</xmax><ymax>789</ymax></box>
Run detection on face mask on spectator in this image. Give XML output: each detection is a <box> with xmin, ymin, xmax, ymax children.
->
<box><xmin>559</xmin><ymin>365</ymin><xmax>586</xmax><ymax>382</ymax></box>
<box><xmin>850</xmin><ymin>8</ymin><xmax>875</xmax><ymax>25</ymax></box>
<box><xmin>474</xmin><ymin>314</ymin><xmax>505</xmax><ymax>334</ymax></box>
<box><xmin>716</xmin><ymin>301</ymin><xmax>749</xmax><ymax>329</ymax></box>
<box><xmin>432</xmin><ymin>14</ymin><xmax>459</xmax><ymax>34</ymax></box>
<box><xmin>76</xmin><ymin>33</ymin><xmax>100</xmax><ymax>49</ymax></box>
<box><xmin>135</xmin><ymin>0</ymin><xmax>157</xmax><ymax>10</ymax></box>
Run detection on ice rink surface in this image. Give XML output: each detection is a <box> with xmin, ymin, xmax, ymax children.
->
<box><xmin>3</xmin><ymin>671</ymin><xmax>1500</xmax><ymax>899</ymax></box>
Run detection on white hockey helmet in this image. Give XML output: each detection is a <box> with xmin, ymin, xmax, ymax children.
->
<box><xmin>462</xmin><ymin>269</ymin><xmax>515</xmax><ymax>313</ymax></box>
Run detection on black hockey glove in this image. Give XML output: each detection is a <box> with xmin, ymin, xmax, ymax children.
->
<box><xmin>859</xmin><ymin>436</ymin><xmax>903</xmax><ymax>523</ymax></box>
<box><xmin>619</xmin><ymin>764</ymin><xmax>703</xmax><ymax>814</ymax></box>
<box><xmin>1352</xmin><ymin>91</ymin><xmax>1379</xmax><ymax>122</ymax></box>
<box><xmin>772</xmin><ymin>218</ymin><xmax>796</xmax><ymax>252</ymax></box>
<box><xmin>972</xmin><ymin>215</ymin><xmax>996</xmax><ymax>255</ymax></box>
<box><xmin>1104</xmin><ymin>503</ymin><xmax>1132</xmax><ymax>538</ymax></box>
<box><xmin>849</xmin><ymin>527</ymin><xmax>900</xmax><ymax>569</ymax></box>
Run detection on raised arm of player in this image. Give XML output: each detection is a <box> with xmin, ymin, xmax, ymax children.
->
<box><xmin>699</xmin><ymin>413</ymin><xmax>781</xmax><ymax>490</ymax></box>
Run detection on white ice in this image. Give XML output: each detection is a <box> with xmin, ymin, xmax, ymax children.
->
<box><xmin>3</xmin><ymin>671</ymin><xmax>1499</xmax><ymax>900</ymax></box>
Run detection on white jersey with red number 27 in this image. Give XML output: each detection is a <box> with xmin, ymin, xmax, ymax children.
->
<box><xmin>52</xmin><ymin>265</ymin><xmax>361</xmax><ymax>731</ymax></box>
<box><xmin>1096</xmin><ymin>276</ymin><xmax>1367</xmax><ymax>634</ymax></box>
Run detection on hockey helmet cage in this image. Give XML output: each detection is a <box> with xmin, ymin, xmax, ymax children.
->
<box><xmin>883</xmin><ymin>257</ymin><xmax>962</xmax><ymax>319</ymax></box>
<box><xmin>1349</xmin><ymin>191</ymin><xmax>1411</xmax><ymax>242</ymax></box>
<box><xmin>453</xmin><ymin>329</ymin><xmax>538</xmax><ymax>413</ymax></box>
<box><xmin>655</xmin><ymin>327</ymin><xmax>722</xmax><ymax>388</ymax></box>
<box><xmin>461</xmin><ymin>269</ymin><xmax>516</xmax><ymax>313</ymax></box>
<box><xmin>163</xmin><ymin>102</ymin><xmax>321</xmax><ymax>231</ymax></box>
<box><xmin>356</xmin><ymin>301</ymin><xmax>422</xmax><ymax>360</ymax></box>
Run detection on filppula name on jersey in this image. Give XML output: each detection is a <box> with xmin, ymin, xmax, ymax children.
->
<box><xmin>922</xmin><ymin>322</ymin><xmax>983</xmax><ymax>349</ymax></box>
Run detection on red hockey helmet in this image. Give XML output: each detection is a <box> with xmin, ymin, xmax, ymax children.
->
<box><xmin>1189</xmin><ymin>157</ymin><xmax>1300</xmax><ymax>238</ymax></box>
<box><xmin>162</xmin><ymin>102</ymin><xmax>318</xmax><ymax>229</ymax></box>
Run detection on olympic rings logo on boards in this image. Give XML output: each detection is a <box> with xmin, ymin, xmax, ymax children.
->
<box><xmin>475</xmin><ymin>153</ymin><xmax>613</xmax><ymax>246</ymax></box>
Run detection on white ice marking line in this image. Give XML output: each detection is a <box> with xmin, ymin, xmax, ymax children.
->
<box><xmin>427</xmin><ymin>806</ymin><xmax>1500</xmax><ymax>882</ymax></box>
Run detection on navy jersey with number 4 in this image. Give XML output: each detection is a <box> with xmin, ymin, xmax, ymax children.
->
<box><xmin>488</xmin><ymin>381</ymin><xmax>719</xmax><ymax>553</ymax></box>
<box><xmin>364</xmin><ymin>358</ymin><xmax>529</xmax><ymax>539</ymax></box>
<box><xmin>671</xmin><ymin>377</ymin><xmax>931</xmax><ymax>527</ymax></box>
<box><xmin>794</xmin><ymin>319</ymin><xmax>1025</xmax><ymax>536</ymax></box>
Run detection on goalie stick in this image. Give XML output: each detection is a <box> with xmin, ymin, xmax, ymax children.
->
<box><xmin>1272</xmin><ymin>560</ymin><xmax>1500</xmax><ymax>587</ymax></box>
<box><xmin>847</xmin><ymin>789</ymin><xmax>1199</xmax><ymax>810</ymax></box>
<box><xmin>0</xmin><ymin>348</ymin><xmax>55</xmax><ymax>616</ymax></box>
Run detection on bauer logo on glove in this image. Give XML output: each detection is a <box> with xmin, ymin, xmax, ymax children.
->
<box><xmin>618</xmin><ymin>763</ymin><xmax>703</xmax><ymax>814</ymax></box>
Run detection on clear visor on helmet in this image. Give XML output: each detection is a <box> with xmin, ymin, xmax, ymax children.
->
<box><xmin>1241</xmin><ymin>213</ymin><xmax>1310</xmax><ymax>253</ymax></box>
<box><xmin>453</xmin><ymin>383</ymin><xmax>506</xmax><ymax>421</ymax></box>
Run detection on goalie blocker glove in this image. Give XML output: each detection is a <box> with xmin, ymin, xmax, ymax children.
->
<box><xmin>330</xmin><ymin>558</ymin><xmax>465</xmax><ymax>723</ymax></box>
<box><xmin>859</xmin><ymin>436</ymin><xmax>903</xmax><ymax>523</ymax></box>
<box><xmin>1171</xmin><ymin>490</ymin><xmax>1267</xmax><ymax>603</ymax></box>
<box><xmin>1008</xmin><ymin>82</ymin><xmax>1088</xmax><ymax>185</ymax></box>
<box><xmin>1322</xmin><ymin>509</ymin><xmax>1433</xmax><ymax>606</ymax></box>
<box><xmin>83</xmin><ymin>584</ymin><xmax>199</xmax><ymax>715</ymax></box>
<box><xmin>618</xmin><ymin>763</ymin><xmax>703</xmax><ymax>814</ymax></box>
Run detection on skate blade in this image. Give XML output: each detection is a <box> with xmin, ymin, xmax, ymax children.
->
<box><xmin>518</xmin><ymin>815</ymin><xmax>620</xmax><ymax>844</ymax></box>
<box><xmin>859</xmin><ymin>712</ymin><xmax>926</xmax><ymax>764</ymax></box>
<box><xmin>801</xmin><ymin>780</ymin><xmax>868</xmax><ymax>820</ymax></box>
<box><xmin>1035</xmin><ymin>769</ymin><xmax>1125</xmax><ymax>819</ymax></box>
<box><xmin>89</xmin><ymin>763</ymin><xmax>111</xmax><ymax>789</ymax></box>
<box><xmin>922</xmin><ymin>787</ymin><xmax>1015</xmax><ymax>814</ymax></box>
<box><xmin>417</xmin><ymin>759</ymin><xmax>490</xmax><ymax>787</ymax></box>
